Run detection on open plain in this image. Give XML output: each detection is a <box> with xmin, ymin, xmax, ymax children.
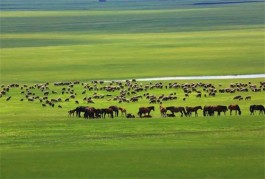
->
<box><xmin>0</xmin><ymin>0</ymin><xmax>264</xmax><ymax>178</ymax></box>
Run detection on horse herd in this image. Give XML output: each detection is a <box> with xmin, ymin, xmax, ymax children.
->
<box><xmin>69</xmin><ymin>104</ymin><xmax>265</xmax><ymax>119</ymax></box>
<box><xmin>1</xmin><ymin>80</ymin><xmax>264</xmax><ymax>119</ymax></box>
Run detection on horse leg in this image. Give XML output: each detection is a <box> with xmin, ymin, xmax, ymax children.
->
<box><xmin>180</xmin><ymin>112</ymin><xmax>183</xmax><ymax>117</ymax></box>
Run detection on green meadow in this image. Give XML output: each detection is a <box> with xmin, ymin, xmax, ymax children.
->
<box><xmin>0</xmin><ymin>0</ymin><xmax>265</xmax><ymax>178</ymax></box>
<box><xmin>1</xmin><ymin>1</ymin><xmax>264</xmax><ymax>83</ymax></box>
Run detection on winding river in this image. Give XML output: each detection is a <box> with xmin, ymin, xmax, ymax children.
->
<box><xmin>105</xmin><ymin>74</ymin><xmax>265</xmax><ymax>82</ymax></box>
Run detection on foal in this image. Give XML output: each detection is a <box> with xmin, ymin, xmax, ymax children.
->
<box><xmin>160</xmin><ymin>105</ymin><xmax>167</xmax><ymax>117</ymax></box>
<box><xmin>119</xmin><ymin>107</ymin><xmax>127</xmax><ymax>116</ymax></box>
<box><xmin>68</xmin><ymin>109</ymin><xmax>76</xmax><ymax>117</ymax></box>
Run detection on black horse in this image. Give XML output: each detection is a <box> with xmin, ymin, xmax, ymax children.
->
<box><xmin>75</xmin><ymin>106</ymin><xmax>88</xmax><ymax>117</ymax></box>
<box><xmin>166</xmin><ymin>106</ymin><xmax>187</xmax><ymax>117</ymax></box>
<box><xmin>250</xmin><ymin>105</ymin><xmax>265</xmax><ymax>115</ymax></box>
<box><xmin>138</xmin><ymin>106</ymin><xmax>155</xmax><ymax>118</ymax></box>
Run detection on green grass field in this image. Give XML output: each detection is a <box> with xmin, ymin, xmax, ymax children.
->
<box><xmin>0</xmin><ymin>0</ymin><xmax>265</xmax><ymax>178</ymax></box>
<box><xmin>1</xmin><ymin>78</ymin><xmax>264</xmax><ymax>178</ymax></box>
<box><xmin>1</xmin><ymin>1</ymin><xmax>264</xmax><ymax>83</ymax></box>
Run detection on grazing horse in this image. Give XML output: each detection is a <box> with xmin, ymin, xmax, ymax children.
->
<box><xmin>159</xmin><ymin>105</ymin><xmax>167</xmax><ymax>117</ymax></box>
<box><xmin>68</xmin><ymin>109</ymin><xmax>76</xmax><ymax>117</ymax></box>
<box><xmin>166</xmin><ymin>106</ymin><xmax>187</xmax><ymax>117</ymax></box>
<box><xmin>118</xmin><ymin>107</ymin><xmax>127</xmax><ymax>116</ymax></box>
<box><xmin>138</xmin><ymin>106</ymin><xmax>155</xmax><ymax>118</ymax></box>
<box><xmin>75</xmin><ymin>106</ymin><xmax>88</xmax><ymax>117</ymax></box>
<box><xmin>250</xmin><ymin>105</ymin><xmax>265</xmax><ymax>115</ymax></box>
<box><xmin>228</xmin><ymin>104</ymin><xmax>241</xmax><ymax>115</ymax></box>
<box><xmin>94</xmin><ymin>109</ymin><xmax>102</xmax><ymax>118</ymax></box>
<box><xmin>109</xmin><ymin>106</ymin><xmax>119</xmax><ymax>117</ymax></box>
<box><xmin>186</xmin><ymin>106</ymin><xmax>202</xmax><ymax>117</ymax></box>
<box><xmin>84</xmin><ymin>107</ymin><xmax>96</xmax><ymax>119</ymax></box>
<box><xmin>101</xmin><ymin>108</ymin><xmax>114</xmax><ymax>118</ymax></box>
<box><xmin>203</xmin><ymin>105</ymin><xmax>227</xmax><ymax>116</ymax></box>
<box><xmin>212</xmin><ymin>105</ymin><xmax>228</xmax><ymax>116</ymax></box>
<box><xmin>203</xmin><ymin>106</ymin><xmax>214</xmax><ymax>116</ymax></box>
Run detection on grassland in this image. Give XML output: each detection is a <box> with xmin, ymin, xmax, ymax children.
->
<box><xmin>1</xmin><ymin>78</ymin><xmax>265</xmax><ymax>178</ymax></box>
<box><xmin>1</xmin><ymin>2</ymin><xmax>264</xmax><ymax>83</ymax></box>
<box><xmin>0</xmin><ymin>0</ymin><xmax>265</xmax><ymax>178</ymax></box>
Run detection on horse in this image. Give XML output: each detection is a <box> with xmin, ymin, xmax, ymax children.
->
<box><xmin>126</xmin><ymin>113</ymin><xmax>135</xmax><ymax>118</ymax></box>
<box><xmin>138</xmin><ymin>106</ymin><xmax>155</xmax><ymax>118</ymax></box>
<box><xmin>203</xmin><ymin>105</ymin><xmax>227</xmax><ymax>116</ymax></box>
<box><xmin>159</xmin><ymin>105</ymin><xmax>167</xmax><ymax>117</ymax></box>
<box><xmin>245</xmin><ymin>96</ymin><xmax>251</xmax><ymax>100</ymax></box>
<box><xmin>101</xmin><ymin>108</ymin><xmax>114</xmax><ymax>118</ymax></box>
<box><xmin>166</xmin><ymin>106</ymin><xmax>187</xmax><ymax>117</ymax></box>
<box><xmin>84</xmin><ymin>107</ymin><xmax>96</xmax><ymax>119</ymax></box>
<box><xmin>94</xmin><ymin>109</ymin><xmax>102</xmax><ymax>118</ymax></box>
<box><xmin>186</xmin><ymin>106</ymin><xmax>202</xmax><ymax>117</ymax></box>
<box><xmin>109</xmin><ymin>106</ymin><xmax>119</xmax><ymax>117</ymax></box>
<box><xmin>118</xmin><ymin>107</ymin><xmax>127</xmax><ymax>116</ymax></box>
<box><xmin>203</xmin><ymin>106</ymin><xmax>214</xmax><ymax>116</ymax></box>
<box><xmin>250</xmin><ymin>105</ymin><xmax>265</xmax><ymax>115</ymax></box>
<box><xmin>228</xmin><ymin>104</ymin><xmax>241</xmax><ymax>115</ymax></box>
<box><xmin>75</xmin><ymin>106</ymin><xmax>88</xmax><ymax>117</ymax></box>
<box><xmin>212</xmin><ymin>105</ymin><xmax>227</xmax><ymax>116</ymax></box>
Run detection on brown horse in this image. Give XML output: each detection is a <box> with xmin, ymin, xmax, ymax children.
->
<box><xmin>68</xmin><ymin>109</ymin><xmax>76</xmax><ymax>117</ymax></box>
<box><xmin>119</xmin><ymin>107</ymin><xmax>127</xmax><ymax>116</ymax></box>
<box><xmin>159</xmin><ymin>105</ymin><xmax>167</xmax><ymax>117</ymax></box>
<box><xmin>228</xmin><ymin>104</ymin><xmax>241</xmax><ymax>115</ymax></box>
<box><xmin>186</xmin><ymin>106</ymin><xmax>202</xmax><ymax>117</ymax></box>
<box><xmin>138</xmin><ymin>106</ymin><xmax>155</xmax><ymax>118</ymax></box>
<box><xmin>84</xmin><ymin>107</ymin><xmax>96</xmax><ymax>119</ymax></box>
<box><xmin>166</xmin><ymin>106</ymin><xmax>187</xmax><ymax>117</ymax></box>
<box><xmin>203</xmin><ymin>105</ymin><xmax>227</xmax><ymax>116</ymax></box>
<box><xmin>101</xmin><ymin>108</ymin><xmax>114</xmax><ymax>118</ymax></box>
<box><xmin>109</xmin><ymin>106</ymin><xmax>119</xmax><ymax>117</ymax></box>
<box><xmin>250</xmin><ymin>105</ymin><xmax>265</xmax><ymax>115</ymax></box>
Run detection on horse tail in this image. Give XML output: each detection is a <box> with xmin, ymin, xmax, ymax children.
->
<box><xmin>237</xmin><ymin>105</ymin><xmax>241</xmax><ymax>115</ymax></box>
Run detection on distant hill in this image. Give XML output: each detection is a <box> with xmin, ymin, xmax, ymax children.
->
<box><xmin>1</xmin><ymin>0</ymin><xmax>264</xmax><ymax>11</ymax></box>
